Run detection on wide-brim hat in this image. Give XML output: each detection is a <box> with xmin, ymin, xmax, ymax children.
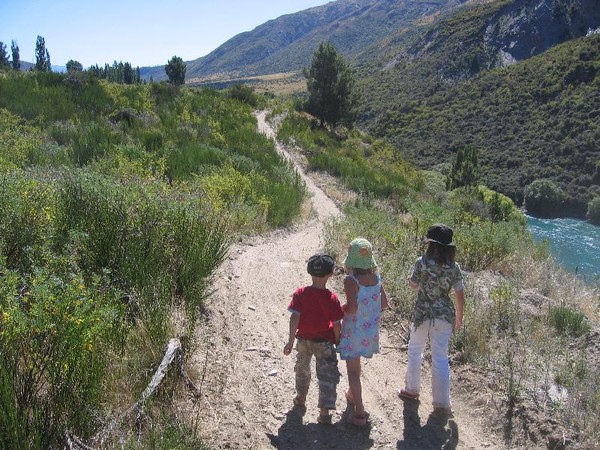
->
<box><xmin>307</xmin><ymin>253</ymin><xmax>335</xmax><ymax>276</ymax></box>
<box><xmin>344</xmin><ymin>238</ymin><xmax>377</xmax><ymax>269</ymax></box>
<box><xmin>426</xmin><ymin>223</ymin><xmax>455</xmax><ymax>246</ymax></box>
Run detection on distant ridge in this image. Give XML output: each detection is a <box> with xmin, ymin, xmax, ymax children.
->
<box><xmin>140</xmin><ymin>0</ymin><xmax>465</xmax><ymax>82</ymax></box>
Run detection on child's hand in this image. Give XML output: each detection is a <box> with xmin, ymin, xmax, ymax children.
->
<box><xmin>283</xmin><ymin>342</ymin><xmax>293</xmax><ymax>355</ymax></box>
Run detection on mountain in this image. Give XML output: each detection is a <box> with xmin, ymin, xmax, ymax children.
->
<box><xmin>140</xmin><ymin>0</ymin><xmax>467</xmax><ymax>82</ymax></box>
<box><xmin>357</xmin><ymin>0</ymin><xmax>600</xmax><ymax>216</ymax></box>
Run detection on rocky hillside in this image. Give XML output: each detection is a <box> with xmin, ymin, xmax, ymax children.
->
<box><xmin>357</xmin><ymin>0</ymin><xmax>600</xmax><ymax>216</ymax></box>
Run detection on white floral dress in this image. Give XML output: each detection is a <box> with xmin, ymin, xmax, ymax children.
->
<box><xmin>337</xmin><ymin>274</ymin><xmax>383</xmax><ymax>360</ymax></box>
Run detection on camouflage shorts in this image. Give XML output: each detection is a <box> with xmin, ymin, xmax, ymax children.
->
<box><xmin>295</xmin><ymin>338</ymin><xmax>340</xmax><ymax>410</ymax></box>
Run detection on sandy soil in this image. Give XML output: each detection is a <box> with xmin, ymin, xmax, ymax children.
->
<box><xmin>187</xmin><ymin>111</ymin><xmax>505</xmax><ymax>449</ymax></box>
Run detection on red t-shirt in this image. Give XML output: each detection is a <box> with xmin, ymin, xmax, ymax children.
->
<box><xmin>288</xmin><ymin>286</ymin><xmax>344</xmax><ymax>343</ymax></box>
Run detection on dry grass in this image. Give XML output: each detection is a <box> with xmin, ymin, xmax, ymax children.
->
<box><xmin>188</xmin><ymin>71</ymin><xmax>307</xmax><ymax>96</ymax></box>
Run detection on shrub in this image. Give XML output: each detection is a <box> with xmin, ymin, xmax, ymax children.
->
<box><xmin>548</xmin><ymin>305</ymin><xmax>590</xmax><ymax>337</ymax></box>
<box><xmin>586</xmin><ymin>197</ymin><xmax>600</xmax><ymax>224</ymax></box>
<box><xmin>524</xmin><ymin>179</ymin><xmax>567</xmax><ymax>217</ymax></box>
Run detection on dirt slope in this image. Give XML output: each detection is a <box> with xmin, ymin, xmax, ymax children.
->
<box><xmin>187</xmin><ymin>111</ymin><xmax>504</xmax><ymax>449</ymax></box>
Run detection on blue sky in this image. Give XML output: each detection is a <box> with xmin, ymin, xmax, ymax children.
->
<box><xmin>1</xmin><ymin>0</ymin><xmax>332</xmax><ymax>68</ymax></box>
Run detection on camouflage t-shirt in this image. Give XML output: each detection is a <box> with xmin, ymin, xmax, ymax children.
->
<box><xmin>409</xmin><ymin>256</ymin><xmax>464</xmax><ymax>328</ymax></box>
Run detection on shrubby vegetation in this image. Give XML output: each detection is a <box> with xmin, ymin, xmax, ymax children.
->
<box><xmin>0</xmin><ymin>70</ymin><xmax>305</xmax><ymax>447</ymax></box>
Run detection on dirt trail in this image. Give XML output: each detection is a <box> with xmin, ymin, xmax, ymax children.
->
<box><xmin>189</xmin><ymin>111</ymin><xmax>503</xmax><ymax>449</ymax></box>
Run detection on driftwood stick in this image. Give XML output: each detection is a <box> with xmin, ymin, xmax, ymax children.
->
<box><xmin>135</xmin><ymin>338</ymin><xmax>182</xmax><ymax>421</ymax></box>
<box><xmin>65</xmin><ymin>431</ymin><xmax>96</xmax><ymax>450</ymax></box>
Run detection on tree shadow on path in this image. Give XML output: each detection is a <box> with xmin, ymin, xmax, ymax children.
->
<box><xmin>267</xmin><ymin>403</ymin><xmax>375</xmax><ymax>449</ymax></box>
<box><xmin>397</xmin><ymin>399</ymin><xmax>459</xmax><ymax>450</ymax></box>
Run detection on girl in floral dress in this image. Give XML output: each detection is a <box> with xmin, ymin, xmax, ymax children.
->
<box><xmin>338</xmin><ymin>238</ymin><xmax>388</xmax><ymax>426</ymax></box>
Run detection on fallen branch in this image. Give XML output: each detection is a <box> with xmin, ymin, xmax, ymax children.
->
<box><xmin>65</xmin><ymin>431</ymin><xmax>96</xmax><ymax>450</ymax></box>
<box><xmin>93</xmin><ymin>337</ymin><xmax>201</xmax><ymax>445</ymax></box>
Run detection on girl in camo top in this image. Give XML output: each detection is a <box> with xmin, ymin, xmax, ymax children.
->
<box><xmin>398</xmin><ymin>223</ymin><xmax>464</xmax><ymax>419</ymax></box>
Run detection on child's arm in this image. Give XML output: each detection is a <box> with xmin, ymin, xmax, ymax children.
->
<box><xmin>283</xmin><ymin>312</ymin><xmax>300</xmax><ymax>355</ymax></box>
<box><xmin>332</xmin><ymin>320</ymin><xmax>341</xmax><ymax>345</ymax></box>
<box><xmin>342</xmin><ymin>276</ymin><xmax>359</xmax><ymax>314</ymax></box>
<box><xmin>380</xmin><ymin>283</ymin><xmax>389</xmax><ymax>311</ymax></box>
<box><xmin>454</xmin><ymin>289</ymin><xmax>464</xmax><ymax>330</ymax></box>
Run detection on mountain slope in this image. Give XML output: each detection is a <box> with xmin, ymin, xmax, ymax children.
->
<box><xmin>357</xmin><ymin>0</ymin><xmax>600</xmax><ymax>216</ymax></box>
<box><xmin>141</xmin><ymin>0</ymin><xmax>466</xmax><ymax>82</ymax></box>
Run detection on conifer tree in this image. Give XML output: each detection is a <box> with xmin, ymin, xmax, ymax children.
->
<box><xmin>304</xmin><ymin>41</ymin><xmax>357</xmax><ymax>128</ymax></box>
<box><xmin>11</xmin><ymin>40</ymin><xmax>20</xmax><ymax>70</ymax></box>
<box><xmin>165</xmin><ymin>56</ymin><xmax>186</xmax><ymax>85</ymax></box>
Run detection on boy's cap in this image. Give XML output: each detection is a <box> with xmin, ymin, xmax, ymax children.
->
<box><xmin>307</xmin><ymin>253</ymin><xmax>335</xmax><ymax>276</ymax></box>
<box><xmin>426</xmin><ymin>223</ymin><xmax>455</xmax><ymax>246</ymax></box>
<box><xmin>344</xmin><ymin>238</ymin><xmax>377</xmax><ymax>269</ymax></box>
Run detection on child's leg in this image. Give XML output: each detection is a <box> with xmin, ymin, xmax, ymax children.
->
<box><xmin>429</xmin><ymin>320</ymin><xmax>453</xmax><ymax>408</ymax></box>
<box><xmin>294</xmin><ymin>339</ymin><xmax>313</xmax><ymax>402</ymax></box>
<box><xmin>314</xmin><ymin>342</ymin><xmax>340</xmax><ymax>412</ymax></box>
<box><xmin>346</xmin><ymin>357</ymin><xmax>364</xmax><ymax>416</ymax></box>
<box><xmin>404</xmin><ymin>321</ymin><xmax>430</xmax><ymax>395</ymax></box>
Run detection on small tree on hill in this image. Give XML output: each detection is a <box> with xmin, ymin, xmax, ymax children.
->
<box><xmin>304</xmin><ymin>41</ymin><xmax>357</xmax><ymax>128</ymax></box>
<box><xmin>66</xmin><ymin>59</ymin><xmax>83</xmax><ymax>72</ymax></box>
<box><xmin>165</xmin><ymin>56</ymin><xmax>186</xmax><ymax>86</ymax></box>
<box><xmin>446</xmin><ymin>145</ymin><xmax>480</xmax><ymax>191</ymax></box>
<box><xmin>11</xmin><ymin>40</ymin><xmax>20</xmax><ymax>70</ymax></box>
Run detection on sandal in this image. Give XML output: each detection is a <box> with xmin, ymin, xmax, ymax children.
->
<box><xmin>317</xmin><ymin>413</ymin><xmax>332</xmax><ymax>425</ymax></box>
<box><xmin>398</xmin><ymin>389</ymin><xmax>419</xmax><ymax>401</ymax></box>
<box><xmin>293</xmin><ymin>396</ymin><xmax>306</xmax><ymax>407</ymax></box>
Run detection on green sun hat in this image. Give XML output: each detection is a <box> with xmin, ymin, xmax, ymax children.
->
<box><xmin>344</xmin><ymin>238</ymin><xmax>377</xmax><ymax>269</ymax></box>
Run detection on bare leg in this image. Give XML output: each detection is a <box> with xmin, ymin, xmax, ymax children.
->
<box><xmin>346</xmin><ymin>358</ymin><xmax>364</xmax><ymax>417</ymax></box>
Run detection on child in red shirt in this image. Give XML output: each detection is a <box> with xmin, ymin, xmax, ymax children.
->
<box><xmin>283</xmin><ymin>253</ymin><xmax>344</xmax><ymax>424</ymax></box>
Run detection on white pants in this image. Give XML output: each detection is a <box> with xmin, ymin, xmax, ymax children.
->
<box><xmin>405</xmin><ymin>319</ymin><xmax>453</xmax><ymax>408</ymax></box>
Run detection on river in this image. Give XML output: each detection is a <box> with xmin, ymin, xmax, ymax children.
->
<box><xmin>526</xmin><ymin>215</ymin><xmax>600</xmax><ymax>282</ymax></box>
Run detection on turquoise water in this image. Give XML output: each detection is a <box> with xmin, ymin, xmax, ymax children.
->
<box><xmin>526</xmin><ymin>215</ymin><xmax>600</xmax><ymax>280</ymax></box>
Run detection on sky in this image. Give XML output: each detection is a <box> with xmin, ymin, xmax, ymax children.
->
<box><xmin>1</xmin><ymin>0</ymin><xmax>332</xmax><ymax>68</ymax></box>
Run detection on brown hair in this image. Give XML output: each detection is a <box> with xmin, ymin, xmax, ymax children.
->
<box><xmin>425</xmin><ymin>241</ymin><xmax>456</xmax><ymax>266</ymax></box>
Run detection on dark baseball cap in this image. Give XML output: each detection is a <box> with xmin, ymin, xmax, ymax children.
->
<box><xmin>307</xmin><ymin>253</ymin><xmax>335</xmax><ymax>276</ymax></box>
<box><xmin>426</xmin><ymin>223</ymin><xmax>455</xmax><ymax>246</ymax></box>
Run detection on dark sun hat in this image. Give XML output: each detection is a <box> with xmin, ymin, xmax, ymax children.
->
<box><xmin>426</xmin><ymin>223</ymin><xmax>455</xmax><ymax>246</ymax></box>
<box><xmin>307</xmin><ymin>253</ymin><xmax>335</xmax><ymax>276</ymax></box>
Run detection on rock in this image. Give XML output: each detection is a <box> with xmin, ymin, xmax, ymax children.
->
<box><xmin>268</xmin><ymin>369</ymin><xmax>278</xmax><ymax>376</ymax></box>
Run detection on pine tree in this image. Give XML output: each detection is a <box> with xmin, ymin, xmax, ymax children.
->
<box><xmin>165</xmin><ymin>56</ymin><xmax>186</xmax><ymax>85</ymax></box>
<box><xmin>11</xmin><ymin>40</ymin><xmax>20</xmax><ymax>70</ymax></box>
<box><xmin>303</xmin><ymin>41</ymin><xmax>357</xmax><ymax>128</ymax></box>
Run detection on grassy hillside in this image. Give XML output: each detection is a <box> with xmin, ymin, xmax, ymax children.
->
<box><xmin>0</xmin><ymin>70</ymin><xmax>305</xmax><ymax>448</ymax></box>
<box><xmin>358</xmin><ymin>1</ymin><xmax>600</xmax><ymax>217</ymax></box>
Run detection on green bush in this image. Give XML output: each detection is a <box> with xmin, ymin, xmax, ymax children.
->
<box><xmin>524</xmin><ymin>179</ymin><xmax>567</xmax><ymax>218</ymax></box>
<box><xmin>586</xmin><ymin>197</ymin><xmax>600</xmax><ymax>224</ymax></box>
<box><xmin>548</xmin><ymin>305</ymin><xmax>590</xmax><ymax>337</ymax></box>
<box><xmin>0</xmin><ymin>257</ymin><xmax>123</xmax><ymax>449</ymax></box>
